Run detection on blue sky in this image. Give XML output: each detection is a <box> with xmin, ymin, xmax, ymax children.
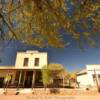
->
<box><xmin>0</xmin><ymin>0</ymin><xmax>100</xmax><ymax>72</ymax></box>
<box><xmin>0</xmin><ymin>40</ymin><xmax>100</xmax><ymax>72</ymax></box>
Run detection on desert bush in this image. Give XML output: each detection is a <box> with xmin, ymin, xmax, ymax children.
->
<box><xmin>49</xmin><ymin>88</ymin><xmax>60</xmax><ymax>94</ymax></box>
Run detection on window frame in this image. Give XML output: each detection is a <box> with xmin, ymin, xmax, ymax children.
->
<box><xmin>34</xmin><ymin>58</ymin><xmax>39</xmax><ymax>66</ymax></box>
<box><xmin>23</xmin><ymin>58</ymin><xmax>29</xmax><ymax>67</ymax></box>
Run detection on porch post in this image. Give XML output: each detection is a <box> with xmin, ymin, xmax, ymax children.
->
<box><xmin>17</xmin><ymin>70</ymin><xmax>22</xmax><ymax>90</ymax></box>
<box><xmin>4</xmin><ymin>70</ymin><xmax>9</xmax><ymax>91</ymax></box>
<box><xmin>32</xmin><ymin>70</ymin><xmax>36</xmax><ymax>89</ymax></box>
<box><xmin>23</xmin><ymin>71</ymin><xmax>26</xmax><ymax>87</ymax></box>
<box><xmin>63</xmin><ymin>76</ymin><xmax>64</xmax><ymax>88</ymax></box>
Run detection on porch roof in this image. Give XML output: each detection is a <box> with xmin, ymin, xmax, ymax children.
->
<box><xmin>76</xmin><ymin>69</ymin><xmax>87</xmax><ymax>76</ymax></box>
<box><xmin>0</xmin><ymin>66</ymin><xmax>40</xmax><ymax>70</ymax></box>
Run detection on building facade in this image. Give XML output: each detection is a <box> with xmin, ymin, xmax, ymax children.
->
<box><xmin>0</xmin><ymin>50</ymin><xmax>48</xmax><ymax>88</ymax></box>
<box><xmin>77</xmin><ymin>65</ymin><xmax>100</xmax><ymax>88</ymax></box>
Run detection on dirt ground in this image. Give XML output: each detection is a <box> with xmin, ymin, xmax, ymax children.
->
<box><xmin>0</xmin><ymin>95</ymin><xmax>100</xmax><ymax>100</ymax></box>
<box><xmin>0</xmin><ymin>88</ymin><xmax>100</xmax><ymax>100</ymax></box>
<box><xmin>0</xmin><ymin>88</ymin><xmax>100</xmax><ymax>95</ymax></box>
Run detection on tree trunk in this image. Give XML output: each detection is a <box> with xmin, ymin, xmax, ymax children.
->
<box><xmin>44</xmin><ymin>85</ymin><xmax>47</xmax><ymax>94</ymax></box>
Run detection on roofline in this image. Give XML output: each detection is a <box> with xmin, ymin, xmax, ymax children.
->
<box><xmin>17</xmin><ymin>51</ymin><xmax>48</xmax><ymax>54</ymax></box>
<box><xmin>76</xmin><ymin>72</ymin><xmax>87</xmax><ymax>76</ymax></box>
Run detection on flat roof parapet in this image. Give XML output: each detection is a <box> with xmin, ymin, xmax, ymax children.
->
<box><xmin>26</xmin><ymin>50</ymin><xmax>39</xmax><ymax>53</ymax></box>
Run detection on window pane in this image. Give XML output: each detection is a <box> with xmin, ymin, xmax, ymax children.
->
<box><xmin>34</xmin><ymin>58</ymin><xmax>39</xmax><ymax>66</ymax></box>
<box><xmin>23</xmin><ymin>58</ymin><xmax>29</xmax><ymax>66</ymax></box>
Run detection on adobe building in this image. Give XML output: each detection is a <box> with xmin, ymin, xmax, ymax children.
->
<box><xmin>77</xmin><ymin>65</ymin><xmax>100</xmax><ymax>88</ymax></box>
<box><xmin>0</xmin><ymin>50</ymin><xmax>48</xmax><ymax>88</ymax></box>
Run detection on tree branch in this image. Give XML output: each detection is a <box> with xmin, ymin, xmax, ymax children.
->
<box><xmin>0</xmin><ymin>13</ymin><xmax>18</xmax><ymax>39</ymax></box>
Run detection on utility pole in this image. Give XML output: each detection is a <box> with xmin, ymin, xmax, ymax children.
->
<box><xmin>94</xmin><ymin>69</ymin><xmax>100</xmax><ymax>92</ymax></box>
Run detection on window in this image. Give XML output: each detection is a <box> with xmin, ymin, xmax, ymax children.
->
<box><xmin>92</xmin><ymin>74</ymin><xmax>96</xmax><ymax>83</ymax></box>
<box><xmin>23</xmin><ymin>58</ymin><xmax>29</xmax><ymax>66</ymax></box>
<box><xmin>34</xmin><ymin>58</ymin><xmax>39</xmax><ymax>66</ymax></box>
<box><xmin>98</xmin><ymin>74</ymin><xmax>100</xmax><ymax>82</ymax></box>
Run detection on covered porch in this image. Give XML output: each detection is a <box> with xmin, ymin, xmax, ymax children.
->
<box><xmin>0</xmin><ymin>68</ymin><xmax>43</xmax><ymax>88</ymax></box>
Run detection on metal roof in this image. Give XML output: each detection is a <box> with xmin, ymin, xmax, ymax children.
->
<box><xmin>76</xmin><ymin>69</ymin><xmax>87</xmax><ymax>76</ymax></box>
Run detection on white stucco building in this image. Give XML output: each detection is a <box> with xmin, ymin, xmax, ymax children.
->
<box><xmin>15</xmin><ymin>50</ymin><xmax>48</xmax><ymax>69</ymax></box>
<box><xmin>77</xmin><ymin>65</ymin><xmax>100</xmax><ymax>88</ymax></box>
<box><xmin>0</xmin><ymin>50</ymin><xmax>48</xmax><ymax>88</ymax></box>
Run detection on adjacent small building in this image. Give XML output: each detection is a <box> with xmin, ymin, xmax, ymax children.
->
<box><xmin>0</xmin><ymin>50</ymin><xmax>48</xmax><ymax>88</ymax></box>
<box><xmin>77</xmin><ymin>65</ymin><xmax>100</xmax><ymax>88</ymax></box>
